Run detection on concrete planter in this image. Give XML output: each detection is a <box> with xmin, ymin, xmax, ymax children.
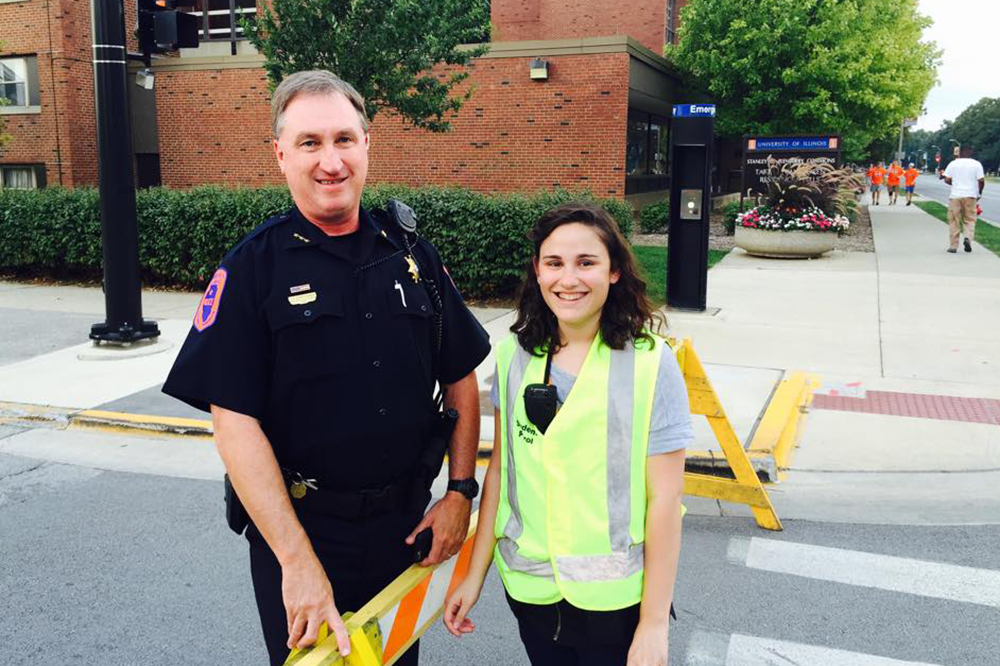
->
<box><xmin>734</xmin><ymin>226</ymin><xmax>838</xmax><ymax>258</ymax></box>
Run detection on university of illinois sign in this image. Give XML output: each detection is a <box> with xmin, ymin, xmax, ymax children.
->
<box><xmin>742</xmin><ymin>135</ymin><xmax>842</xmax><ymax>197</ymax></box>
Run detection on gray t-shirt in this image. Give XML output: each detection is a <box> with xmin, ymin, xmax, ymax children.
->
<box><xmin>490</xmin><ymin>345</ymin><xmax>694</xmax><ymax>455</ymax></box>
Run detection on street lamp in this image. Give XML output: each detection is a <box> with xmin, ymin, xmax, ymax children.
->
<box><xmin>949</xmin><ymin>138</ymin><xmax>961</xmax><ymax>156</ymax></box>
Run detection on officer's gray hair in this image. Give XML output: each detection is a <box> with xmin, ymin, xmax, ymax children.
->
<box><xmin>270</xmin><ymin>70</ymin><xmax>369</xmax><ymax>138</ymax></box>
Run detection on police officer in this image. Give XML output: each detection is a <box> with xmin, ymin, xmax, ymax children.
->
<box><xmin>163</xmin><ymin>70</ymin><xmax>490</xmax><ymax>666</ymax></box>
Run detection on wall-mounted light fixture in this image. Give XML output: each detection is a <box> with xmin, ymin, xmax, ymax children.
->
<box><xmin>529</xmin><ymin>58</ymin><xmax>548</xmax><ymax>80</ymax></box>
<box><xmin>135</xmin><ymin>68</ymin><xmax>155</xmax><ymax>90</ymax></box>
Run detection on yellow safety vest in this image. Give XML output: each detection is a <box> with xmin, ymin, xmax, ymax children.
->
<box><xmin>493</xmin><ymin>332</ymin><xmax>664</xmax><ymax>611</ymax></box>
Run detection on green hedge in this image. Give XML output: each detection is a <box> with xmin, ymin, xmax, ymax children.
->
<box><xmin>0</xmin><ymin>185</ymin><xmax>633</xmax><ymax>299</ymax></box>
<box><xmin>638</xmin><ymin>199</ymin><xmax>669</xmax><ymax>234</ymax></box>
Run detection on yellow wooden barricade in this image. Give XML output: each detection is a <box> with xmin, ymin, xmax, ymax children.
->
<box><xmin>674</xmin><ymin>338</ymin><xmax>786</xmax><ymax>531</ymax></box>
<box><xmin>283</xmin><ymin>513</ymin><xmax>478</xmax><ymax>666</ymax></box>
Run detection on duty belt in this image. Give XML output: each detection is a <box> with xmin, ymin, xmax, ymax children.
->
<box><xmin>282</xmin><ymin>469</ymin><xmax>409</xmax><ymax>519</ymax></box>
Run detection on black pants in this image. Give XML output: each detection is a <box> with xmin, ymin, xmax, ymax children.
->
<box><xmin>506</xmin><ymin>593</ymin><xmax>641</xmax><ymax>666</ymax></box>
<box><xmin>247</xmin><ymin>503</ymin><xmax>425</xmax><ymax>666</ymax></box>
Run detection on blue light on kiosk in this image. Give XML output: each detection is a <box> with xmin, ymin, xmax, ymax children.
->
<box><xmin>673</xmin><ymin>104</ymin><xmax>716</xmax><ymax>118</ymax></box>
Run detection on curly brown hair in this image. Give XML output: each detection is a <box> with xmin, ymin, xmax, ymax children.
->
<box><xmin>511</xmin><ymin>202</ymin><xmax>663</xmax><ymax>355</ymax></box>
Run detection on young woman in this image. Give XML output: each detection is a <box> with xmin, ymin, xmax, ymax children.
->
<box><xmin>443</xmin><ymin>202</ymin><xmax>693</xmax><ymax>666</ymax></box>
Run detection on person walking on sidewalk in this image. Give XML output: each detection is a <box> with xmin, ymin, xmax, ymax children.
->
<box><xmin>443</xmin><ymin>202</ymin><xmax>692</xmax><ymax>666</ymax></box>
<box><xmin>867</xmin><ymin>162</ymin><xmax>886</xmax><ymax>205</ymax></box>
<box><xmin>886</xmin><ymin>160</ymin><xmax>904</xmax><ymax>205</ymax></box>
<box><xmin>943</xmin><ymin>146</ymin><xmax>986</xmax><ymax>253</ymax></box>
<box><xmin>904</xmin><ymin>163</ymin><xmax>920</xmax><ymax>205</ymax></box>
<box><xmin>162</xmin><ymin>70</ymin><xmax>490</xmax><ymax>666</ymax></box>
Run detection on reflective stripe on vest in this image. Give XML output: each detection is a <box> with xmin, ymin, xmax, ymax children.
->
<box><xmin>498</xmin><ymin>338</ymin><xmax>649</xmax><ymax>584</ymax></box>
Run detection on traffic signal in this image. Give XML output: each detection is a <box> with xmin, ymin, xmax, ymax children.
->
<box><xmin>935</xmin><ymin>154</ymin><xmax>941</xmax><ymax>163</ymax></box>
<box><xmin>137</xmin><ymin>0</ymin><xmax>198</xmax><ymax>56</ymax></box>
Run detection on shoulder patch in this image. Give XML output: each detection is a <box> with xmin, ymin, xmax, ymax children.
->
<box><xmin>193</xmin><ymin>268</ymin><xmax>228</xmax><ymax>332</ymax></box>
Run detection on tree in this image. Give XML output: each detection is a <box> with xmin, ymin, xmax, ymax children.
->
<box><xmin>243</xmin><ymin>0</ymin><xmax>491</xmax><ymax>132</ymax></box>
<box><xmin>946</xmin><ymin>97</ymin><xmax>1000</xmax><ymax>172</ymax></box>
<box><xmin>667</xmin><ymin>0</ymin><xmax>940</xmax><ymax>162</ymax></box>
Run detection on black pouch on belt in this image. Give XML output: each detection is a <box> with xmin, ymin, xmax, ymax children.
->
<box><xmin>224</xmin><ymin>474</ymin><xmax>249</xmax><ymax>535</ymax></box>
<box><xmin>408</xmin><ymin>407</ymin><xmax>459</xmax><ymax>507</ymax></box>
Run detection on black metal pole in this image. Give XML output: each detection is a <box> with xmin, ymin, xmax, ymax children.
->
<box><xmin>89</xmin><ymin>0</ymin><xmax>159</xmax><ymax>343</ymax></box>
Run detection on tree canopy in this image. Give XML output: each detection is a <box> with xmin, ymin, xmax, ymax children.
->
<box><xmin>667</xmin><ymin>0</ymin><xmax>940</xmax><ymax>162</ymax></box>
<box><xmin>243</xmin><ymin>0</ymin><xmax>491</xmax><ymax>132</ymax></box>
<box><xmin>903</xmin><ymin>99</ymin><xmax>1000</xmax><ymax>172</ymax></box>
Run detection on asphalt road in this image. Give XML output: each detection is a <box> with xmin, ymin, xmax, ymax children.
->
<box><xmin>914</xmin><ymin>173</ymin><xmax>1000</xmax><ymax>224</ymax></box>
<box><xmin>2</xmin><ymin>441</ymin><xmax>999</xmax><ymax>666</ymax></box>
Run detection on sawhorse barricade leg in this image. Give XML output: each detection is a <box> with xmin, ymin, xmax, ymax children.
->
<box><xmin>675</xmin><ymin>339</ymin><xmax>784</xmax><ymax>531</ymax></box>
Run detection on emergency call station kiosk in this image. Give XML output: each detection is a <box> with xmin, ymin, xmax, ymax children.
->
<box><xmin>666</xmin><ymin>104</ymin><xmax>715</xmax><ymax>311</ymax></box>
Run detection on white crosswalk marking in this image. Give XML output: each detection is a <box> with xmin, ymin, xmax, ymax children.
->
<box><xmin>687</xmin><ymin>632</ymin><xmax>942</xmax><ymax>666</ymax></box>
<box><xmin>727</xmin><ymin>537</ymin><xmax>1000</xmax><ymax>608</ymax></box>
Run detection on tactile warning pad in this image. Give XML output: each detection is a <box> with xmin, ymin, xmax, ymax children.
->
<box><xmin>812</xmin><ymin>390</ymin><xmax>1000</xmax><ymax>426</ymax></box>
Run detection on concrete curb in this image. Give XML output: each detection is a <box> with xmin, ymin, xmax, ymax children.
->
<box><xmin>1</xmin><ymin>402</ymin><xmax>499</xmax><ymax>458</ymax></box>
<box><xmin>3</xmin><ymin>366</ymin><xmax>816</xmax><ymax>482</ymax></box>
<box><xmin>0</xmin><ymin>401</ymin><xmax>213</xmax><ymax>438</ymax></box>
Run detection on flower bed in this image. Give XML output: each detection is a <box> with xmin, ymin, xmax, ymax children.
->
<box><xmin>734</xmin><ymin>206</ymin><xmax>850</xmax><ymax>258</ymax></box>
<box><xmin>736</xmin><ymin>205</ymin><xmax>850</xmax><ymax>233</ymax></box>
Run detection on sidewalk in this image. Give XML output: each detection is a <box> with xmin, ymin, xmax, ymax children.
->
<box><xmin>666</xmin><ymin>200</ymin><xmax>1000</xmax><ymax>524</ymax></box>
<box><xmin>1</xmin><ymin>200</ymin><xmax>998</xmax><ymax>525</ymax></box>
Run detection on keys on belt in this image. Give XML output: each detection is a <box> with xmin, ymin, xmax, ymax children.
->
<box><xmin>287</xmin><ymin>471</ymin><xmax>319</xmax><ymax>499</ymax></box>
<box><xmin>282</xmin><ymin>468</ymin><xmax>409</xmax><ymax>518</ymax></box>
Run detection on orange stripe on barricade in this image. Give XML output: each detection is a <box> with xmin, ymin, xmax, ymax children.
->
<box><xmin>282</xmin><ymin>515</ymin><xmax>480</xmax><ymax>665</ymax></box>
<box><xmin>446</xmin><ymin>537</ymin><xmax>474</xmax><ymax>601</ymax></box>
<box><xmin>382</xmin><ymin>574</ymin><xmax>431</xmax><ymax>662</ymax></box>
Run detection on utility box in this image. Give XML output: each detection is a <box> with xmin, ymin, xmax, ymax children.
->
<box><xmin>667</xmin><ymin>104</ymin><xmax>715</xmax><ymax>311</ymax></box>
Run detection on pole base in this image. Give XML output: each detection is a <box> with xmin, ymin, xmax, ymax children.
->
<box><xmin>89</xmin><ymin>319</ymin><xmax>161</xmax><ymax>344</ymax></box>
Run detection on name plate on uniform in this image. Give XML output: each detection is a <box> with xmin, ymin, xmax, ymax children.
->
<box><xmin>288</xmin><ymin>292</ymin><xmax>317</xmax><ymax>305</ymax></box>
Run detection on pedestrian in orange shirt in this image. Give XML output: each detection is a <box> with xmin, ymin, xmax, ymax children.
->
<box><xmin>886</xmin><ymin>160</ymin><xmax>904</xmax><ymax>205</ymax></box>
<box><xmin>903</xmin><ymin>163</ymin><xmax>920</xmax><ymax>206</ymax></box>
<box><xmin>867</xmin><ymin>162</ymin><xmax>886</xmax><ymax>206</ymax></box>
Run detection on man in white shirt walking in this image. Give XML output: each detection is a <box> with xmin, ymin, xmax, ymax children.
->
<box><xmin>942</xmin><ymin>146</ymin><xmax>985</xmax><ymax>253</ymax></box>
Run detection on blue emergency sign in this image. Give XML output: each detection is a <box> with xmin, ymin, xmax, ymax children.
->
<box><xmin>672</xmin><ymin>104</ymin><xmax>716</xmax><ymax>118</ymax></box>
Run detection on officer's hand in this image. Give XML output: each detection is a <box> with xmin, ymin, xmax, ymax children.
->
<box><xmin>282</xmin><ymin>554</ymin><xmax>351</xmax><ymax>657</ymax></box>
<box><xmin>442</xmin><ymin>578</ymin><xmax>481</xmax><ymax>637</ymax></box>
<box><xmin>405</xmin><ymin>492</ymin><xmax>471</xmax><ymax>566</ymax></box>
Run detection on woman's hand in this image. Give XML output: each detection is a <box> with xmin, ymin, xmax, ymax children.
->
<box><xmin>442</xmin><ymin>578</ymin><xmax>483</xmax><ymax>637</ymax></box>
<box><xmin>626</xmin><ymin>619</ymin><xmax>669</xmax><ymax>666</ymax></box>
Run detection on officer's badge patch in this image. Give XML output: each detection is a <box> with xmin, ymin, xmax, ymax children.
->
<box><xmin>193</xmin><ymin>268</ymin><xmax>227</xmax><ymax>332</ymax></box>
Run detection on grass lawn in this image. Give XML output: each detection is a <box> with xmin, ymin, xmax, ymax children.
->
<box><xmin>633</xmin><ymin>245</ymin><xmax>730</xmax><ymax>306</ymax></box>
<box><xmin>913</xmin><ymin>201</ymin><xmax>1000</xmax><ymax>258</ymax></box>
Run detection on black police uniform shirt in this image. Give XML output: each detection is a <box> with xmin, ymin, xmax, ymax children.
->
<box><xmin>162</xmin><ymin>206</ymin><xmax>490</xmax><ymax>491</ymax></box>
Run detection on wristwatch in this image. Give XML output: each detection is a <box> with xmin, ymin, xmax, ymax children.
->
<box><xmin>447</xmin><ymin>478</ymin><xmax>480</xmax><ymax>500</ymax></box>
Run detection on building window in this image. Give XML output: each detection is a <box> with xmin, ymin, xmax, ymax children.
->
<box><xmin>0</xmin><ymin>165</ymin><xmax>45</xmax><ymax>189</ymax></box>
<box><xmin>627</xmin><ymin>117</ymin><xmax>649</xmax><ymax>175</ymax></box>
<box><xmin>0</xmin><ymin>57</ymin><xmax>40</xmax><ymax>112</ymax></box>
<box><xmin>626</xmin><ymin>111</ymin><xmax>670</xmax><ymax>194</ymax></box>
<box><xmin>665</xmin><ymin>0</ymin><xmax>677</xmax><ymax>45</ymax></box>
<box><xmin>1</xmin><ymin>59</ymin><xmax>27</xmax><ymax>106</ymax></box>
<box><xmin>189</xmin><ymin>0</ymin><xmax>257</xmax><ymax>42</ymax></box>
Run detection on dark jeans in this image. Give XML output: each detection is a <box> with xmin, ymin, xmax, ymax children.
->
<box><xmin>247</xmin><ymin>503</ymin><xmax>425</xmax><ymax>666</ymax></box>
<box><xmin>506</xmin><ymin>592</ymin><xmax>642</xmax><ymax>666</ymax></box>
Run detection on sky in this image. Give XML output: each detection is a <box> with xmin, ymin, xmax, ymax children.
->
<box><xmin>915</xmin><ymin>0</ymin><xmax>1000</xmax><ymax>132</ymax></box>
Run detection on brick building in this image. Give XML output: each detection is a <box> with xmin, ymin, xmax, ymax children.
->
<box><xmin>1</xmin><ymin>0</ymin><xmax>698</xmax><ymax>202</ymax></box>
